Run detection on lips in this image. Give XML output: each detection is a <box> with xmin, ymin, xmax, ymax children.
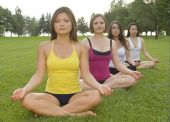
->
<box><xmin>59</xmin><ymin>28</ymin><xmax>65</xmax><ymax>30</ymax></box>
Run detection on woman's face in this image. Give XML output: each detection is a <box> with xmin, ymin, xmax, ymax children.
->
<box><xmin>92</xmin><ymin>16</ymin><xmax>105</xmax><ymax>34</ymax></box>
<box><xmin>54</xmin><ymin>12</ymin><xmax>72</xmax><ymax>35</ymax></box>
<box><xmin>111</xmin><ymin>23</ymin><xmax>120</xmax><ymax>37</ymax></box>
<box><xmin>129</xmin><ymin>25</ymin><xmax>138</xmax><ymax>37</ymax></box>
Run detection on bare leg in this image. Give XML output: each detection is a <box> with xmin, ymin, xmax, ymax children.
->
<box><xmin>21</xmin><ymin>93</ymin><xmax>72</xmax><ymax>116</ymax></box>
<box><xmin>62</xmin><ymin>90</ymin><xmax>102</xmax><ymax>116</ymax></box>
<box><xmin>80</xmin><ymin>74</ymin><xmax>137</xmax><ymax>90</ymax></box>
<box><xmin>104</xmin><ymin>74</ymin><xmax>137</xmax><ymax>89</ymax></box>
<box><xmin>21</xmin><ymin>92</ymin><xmax>100</xmax><ymax>117</ymax></box>
<box><xmin>137</xmin><ymin>61</ymin><xmax>155</xmax><ymax>69</ymax></box>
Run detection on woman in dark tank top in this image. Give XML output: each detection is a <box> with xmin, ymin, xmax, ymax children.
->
<box><xmin>80</xmin><ymin>14</ymin><xmax>143</xmax><ymax>90</ymax></box>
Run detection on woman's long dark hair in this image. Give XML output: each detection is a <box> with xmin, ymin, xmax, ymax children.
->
<box><xmin>127</xmin><ymin>22</ymin><xmax>139</xmax><ymax>37</ymax></box>
<box><xmin>50</xmin><ymin>6</ymin><xmax>78</xmax><ymax>42</ymax></box>
<box><xmin>108</xmin><ymin>21</ymin><xmax>128</xmax><ymax>49</ymax></box>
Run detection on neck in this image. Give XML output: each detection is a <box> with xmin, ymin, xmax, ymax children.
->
<box><xmin>130</xmin><ymin>35</ymin><xmax>136</xmax><ymax>38</ymax></box>
<box><xmin>113</xmin><ymin>36</ymin><xmax>119</xmax><ymax>41</ymax></box>
<box><xmin>54</xmin><ymin>34</ymin><xmax>72</xmax><ymax>44</ymax></box>
<box><xmin>93</xmin><ymin>34</ymin><xmax>105</xmax><ymax>40</ymax></box>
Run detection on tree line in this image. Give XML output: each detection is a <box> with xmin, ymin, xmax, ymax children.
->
<box><xmin>104</xmin><ymin>0</ymin><xmax>170</xmax><ymax>38</ymax></box>
<box><xmin>0</xmin><ymin>6</ymin><xmax>51</xmax><ymax>36</ymax></box>
<box><xmin>0</xmin><ymin>0</ymin><xmax>169</xmax><ymax>37</ymax></box>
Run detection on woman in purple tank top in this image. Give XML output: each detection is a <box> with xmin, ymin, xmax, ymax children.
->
<box><xmin>80</xmin><ymin>14</ymin><xmax>143</xmax><ymax>90</ymax></box>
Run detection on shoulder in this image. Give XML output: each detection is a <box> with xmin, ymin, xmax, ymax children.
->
<box><xmin>110</xmin><ymin>39</ymin><xmax>116</xmax><ymax>47</ymax></box>
<box><xmin>105</xmin><ymin>37</ymin><xmax>114</xmax><ymax>45</ymax></box>
<box><xmin>80</xmin><ymin>37</ymin><xmax>89</xmax><ymax>47</ymax></box>
<box><xmin>74</xmin><ymin>42</ymin><xmax>88</xmax><ymax>56</ymax></box>
<box><xmin>38</xmin><ymin>41</ymin><xmax>52</xmax><ymax>52</ymax></box>
<box><xmin>138</xmin><ymin>37</ymin><xmax>144</xmax><ymax>43</ymax></box>
<box><xmin>39</xmin><ymin>41</ymin><xmax>51</xmax><ymax>48</ymax></box>
<box><xmin>125</xmin><ymin>37</ymin><xmax>130</xmax><ymax>41</ymax></box>
<box><xmin>125</xmin><ymin>38</ymin><xmax>130</xmax><ymax>45</ymax></box>
<box><xmin>74</xmin><ymin>42</ymin><xmax>87</xmax><ymax>51</ymax></box>
<box><xmin>138</xmin><ymin>37</ymin><xmax>144</xmax><ymax>41</ymax></box>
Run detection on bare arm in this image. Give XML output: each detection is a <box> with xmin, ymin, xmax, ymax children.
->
<box><xmin>125</xmin><ymin>40</ymin><xmax>135</xmax><ymax>65</ymax></box>
<box><xmin>79</xmin><ymin>44</ymin><xmax>111</xmax><ymax>96</ymax></box>
<box><xmin>11</xmin><ymin>43</ymin><xmax>47</xmax><ymax>101</ymax></box>
<box><xmin>141</xmin><ymin>38</ymin><xmax>158</xmax><ymax>62</ymax></box>
<box><xmin>112</xmin><ymin>41</ymin><xmax>133</xmax><ymax>74</ymax></box>
<box><xmin>23</xmin><ymin>43</ymin><xmax>47</xmax><ymax>93</ymax></box>
<box><xmin>79</xmin><ymin>44</ymin><xmax>101</xmax><ymax>89</ymax></box>
<box><xmin>112</xmin><ymin>41</ymin><xmax>142</xmax><ymax>79</ymax></box>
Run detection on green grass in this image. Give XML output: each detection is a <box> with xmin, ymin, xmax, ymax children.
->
<box><xmin>0</xmin><ymin>36</ymin><xmax>169</xmax><ymax>122</ymax></box>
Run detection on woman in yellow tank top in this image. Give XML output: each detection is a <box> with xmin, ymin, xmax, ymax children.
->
<box><xmin>11</xmin><ymin>6</ymin><xmax>111</xmax><ymax>117</ymax></box>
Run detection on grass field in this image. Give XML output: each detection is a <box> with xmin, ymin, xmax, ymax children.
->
<box><xmin>0</xmin><ymin>36</ymin><xmax>169</xmax><ymax>122</ymax></box>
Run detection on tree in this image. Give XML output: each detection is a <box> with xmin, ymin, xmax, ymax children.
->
<box><xmin>13</xmin><ymin>6</ymin><xmax>24</xmax><ymax>36</ymax></box>
<box><xmin>39</xmin><ymin>14</ymin><xmax>46</xmax><ymax>35</ymax></box>
<box><xmin>105</xmin><ymin>0</ymin><xmax>129</xmax><ymax>28</ymax></box>
<box><xmin>0</xmin><ymin>6</ymin><xmax>5</xmax><ymax>36</ymax></box>
<box><xmin>127</xmin><ymin>0</ymin><xmax>159</xmax><ymax>38</ymax></box>
<box><xmin>24</xmin><ymin>16</ymin><xmax>39</xmax><ymax>36</ymax></box>
<box><xmin>44</xmin><ymin>13</ymin><xmax>51</xmax><ymax>36</ymax></box>
<box><xmin>29</xmin><ymin>17</ymin><xmax>39</xmax><ymax>36</ymax></box>
<box><xmin>23</xmin><ymin>16</ymin><xmax>31</xmax><ymax>36</ymax></box>
<box><xmin>0</xmin><ymin>6</ymin><xmax>13</xmax><ymax>36</ymax></box>
<box><xmin>155</xmin><ymin>0</ymin><xmax>170</xmax><ymax>35</ymax></box>
<box><xmin>77</xmin><ymin>17</ymin><xmax>88</xmax><ymax>35</ymax></box>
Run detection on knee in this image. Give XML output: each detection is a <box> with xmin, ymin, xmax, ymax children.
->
<box><xmin>147</xmin><ymin>61</ymin><xmax>156</xmax><ymax>68</ymax></box>
<box><xmin>127</xmin><ymin>76</ymin><xmax>137</xmax><ymax>86</ymax></box>
<box><xmin>89</xmin><ymin>90</ymin><xmax>102</xmax><ymax>106</ymax></box>
<box><xmin>151</xmin><ymin>61</ymin><xmax>156</xmax><ymax>67</ymax></box>
<box><xmin>21</xmin><ymin>93</ymin><xmax>34</xmax><ymax>111</ymax></box>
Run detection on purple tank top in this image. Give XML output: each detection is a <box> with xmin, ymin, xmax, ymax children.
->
<box><xmin>88</xmin><ymin>38</ymin><xmax>112</xmax><ymax>82</ymax></box>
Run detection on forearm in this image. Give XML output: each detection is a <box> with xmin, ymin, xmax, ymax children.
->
<box><xmin>126</xmin><ymin>57</ymin><xmax>135</xmax><ymax>65</ymax></box>
<box><xmin>116</xmin><ymin>64</ymin><xmax>132</xmax><ymax>75</ymax></box>
<box><xmin>23</xmin><ymin>73</ymin><xmax>44</xmax><ymax>93</ymax></box>
<box><xmin>81</xmin><ymin>73</ymin><xmax>100</xmax><ymax>90</ymax></box>
<box><xmin>144</xmin><ymin>52</ymin><xmax>155</xmax><ymax>61</ymax></box>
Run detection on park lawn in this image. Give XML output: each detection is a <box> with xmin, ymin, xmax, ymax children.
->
<box><xmin>0</xmin><ymin>36</ymin><xmax>169</xmax><ymax>122</ymax></box>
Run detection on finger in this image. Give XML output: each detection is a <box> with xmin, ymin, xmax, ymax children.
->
<box><xmin>105</xmin><ymin>87</ymin><xmax>111</xmax><ymax>96</ymax></box>
<box><xmin>10</xmin><ymin>95</ymin><xmax>15</xmax><ymax>101</ymax></box>
<box><xmin>133</xmin><ymin>75</ymin><xmax>139</xmax><ymax>80</ymax></box>
<box><xmin>12</xmin><ymin>90</ymin><xmax>17</xmax><ymax>96</ymax></box>
<box><xmin>13</xmin><ymin>90</ymin><xmax>22</xmax><ymax>101</ymax></box>
<box><xmin>12</xmin><ymin>94</ymin><xmax>17</xmax><ymax>101</ymax></box>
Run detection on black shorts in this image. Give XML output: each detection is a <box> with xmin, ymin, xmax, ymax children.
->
<box><xmin>134</xmin><ymin>60</ymin><xmax>141</xmax><ymax>63</ymax></box>
<box><xmin>127</xmin><ymin>65</ymin><xmax>136</xmax><ymax>71</ymax></box>
<box><xmin>97</xmin><ymin>80</ymin><xmax>105</xmax><ymax>84</ymax></box>
<box><xmin>45</xmin><ymin>92</ymin><xmax>76</xmax><ymax>106</ymax></box>
<box><xmin>109</xmin><ymin>67</ymin><xmax>119</xmax><ymax>75</ymax></box>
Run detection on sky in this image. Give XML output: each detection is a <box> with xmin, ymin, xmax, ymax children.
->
<box><xmin>0</xmin><ymin>0</ymin><xmax>134</xmax><ymax>22</ymax></box>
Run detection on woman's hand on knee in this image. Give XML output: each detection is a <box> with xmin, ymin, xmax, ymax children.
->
<box><xmin>130</xmin><ymin>71</ymin><xmax>143</xmax><ymax>80</ymax></box>
<box><xmin>11</xmin><ymin>88</ymin><xmax>26</xmax><ymax>101</ymax></box>
<box><xmin>97</xmin><ymin>84</ymin><xmax>112</xmax><ymax>96</ymax></box>
<box><xmin>153</xmin><ymin>58</ymin><xmax>159</xmax><ymax>63</ymax></box>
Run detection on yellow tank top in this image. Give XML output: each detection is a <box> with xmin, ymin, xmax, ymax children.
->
<box><xmin>45</xmin><ymin>41</ymin><xmax>82</xmax><ymax>94</ymax></box>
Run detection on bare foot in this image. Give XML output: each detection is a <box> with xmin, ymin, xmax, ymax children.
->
<box><xmin>85</xmin><ymin>111</ymin><xmax>96</xmax><ymax>116</ymax></box>
<box><xmin>72</xmin><ymin>111</ymin><xmax>96</xmax><ymax>116</ymax></box>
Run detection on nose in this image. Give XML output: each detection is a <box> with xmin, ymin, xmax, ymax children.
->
<box><xmin>59</xmin><ymin>21</ymin><xmax>65</xmax><ymax>26</ymax></box>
